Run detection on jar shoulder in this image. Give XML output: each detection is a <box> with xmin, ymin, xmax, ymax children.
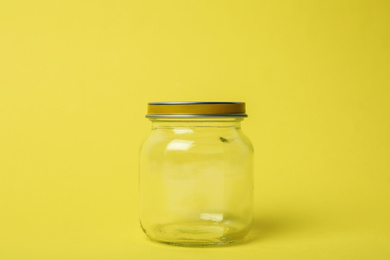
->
<box><xmin>140</xmin><ymin>129</ymin><xmax>253</xmax><ymax>155</ymax></box>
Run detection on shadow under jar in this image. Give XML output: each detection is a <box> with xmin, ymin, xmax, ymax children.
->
<box><xmin>139</xmin><ymin>102</ymin><xmax>254</xmax><ymax>246</ymax></box>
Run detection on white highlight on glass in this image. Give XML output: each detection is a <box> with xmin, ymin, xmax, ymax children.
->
<box><xmin>166</xmin><ymin>139</ymin><xmax>194</xmax><ymax>151</ymax></box>
<box><xmin>200</xmin><ymin>213</ymin><xmax>223</xmax><ymax>222</ymax></box>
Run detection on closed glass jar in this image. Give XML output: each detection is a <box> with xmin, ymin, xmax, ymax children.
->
<box><xmin>139</xmin><ymin>102</ymin><xmax>253</xmax><ymax>246</ymax></box>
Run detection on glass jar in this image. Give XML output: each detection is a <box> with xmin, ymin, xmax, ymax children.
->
<box><xmin>139</xmin><ymin>102</ymin><xmax>253</xmax><ymax>246</ymax></box>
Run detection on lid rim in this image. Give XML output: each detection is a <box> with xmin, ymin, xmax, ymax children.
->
<box><xmin>148</xmin><ymin>102</ymin><xmax>245</xmax><ymax>105</ymax></box>
<box><xmin>146</xmin><ymin>114</ymin><xmax>248</xmax><ymax>118</ymax></box>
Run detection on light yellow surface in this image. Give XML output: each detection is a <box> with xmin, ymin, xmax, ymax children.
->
<box><xmin>0</xmin><ymin>0</ymin><xmax>389</xmax><ymax>259</ymax></box>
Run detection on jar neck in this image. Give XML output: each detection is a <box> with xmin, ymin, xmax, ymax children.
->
<box><xmin>149</xmin><ymin>117</ymin><xmax>243</xmax><ymax>129</ymax></box>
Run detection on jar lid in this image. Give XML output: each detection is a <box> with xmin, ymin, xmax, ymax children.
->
<box><xmin>146</xmin><ymin>102</ymin><xmax>247</xmax><ymax>118</ymax></box>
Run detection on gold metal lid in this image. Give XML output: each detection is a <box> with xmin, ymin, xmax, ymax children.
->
<box><xmin>146</xmin><ymin>102</ymin><xmax>247</xmax><ymax>118</ymax></box>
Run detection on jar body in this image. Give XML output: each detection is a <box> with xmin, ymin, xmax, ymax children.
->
<box><xmin>139</xmin><ymin>118</ymin><xmax>253</xmax><ymax>246</ymax></box>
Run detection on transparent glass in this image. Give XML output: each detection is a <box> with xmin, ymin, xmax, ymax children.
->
<box><xmin>139</xmin><ymin>117</ymin><xmax>253</xmax><ymax>246</ymax></box>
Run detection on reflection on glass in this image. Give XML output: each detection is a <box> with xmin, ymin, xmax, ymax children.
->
<box><xmin>166</xmin><ymin>139</ymin><xmax>194</xmax><ymax>151</ymax></box>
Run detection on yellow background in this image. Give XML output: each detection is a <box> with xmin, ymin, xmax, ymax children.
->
<box><xmin>1</xmin><ymin>0</ymin><xmax>389</xmax><ymax>259</ymax></box>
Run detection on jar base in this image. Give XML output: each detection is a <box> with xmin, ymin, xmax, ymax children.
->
<box><xmin>149</xmin><ymin>237</ymin><xmax>238</xmax><ymax>247</ymax></box>
<box><xmin>142</xmin><ymin>220</ymin><xmax>250</xmax><ymax>247</ymax></box>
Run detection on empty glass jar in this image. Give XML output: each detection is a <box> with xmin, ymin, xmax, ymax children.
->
<box><xmin>139</xmin><ymin>102</ymin><xmax>253</xmax><ymax>246</ymax></box>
